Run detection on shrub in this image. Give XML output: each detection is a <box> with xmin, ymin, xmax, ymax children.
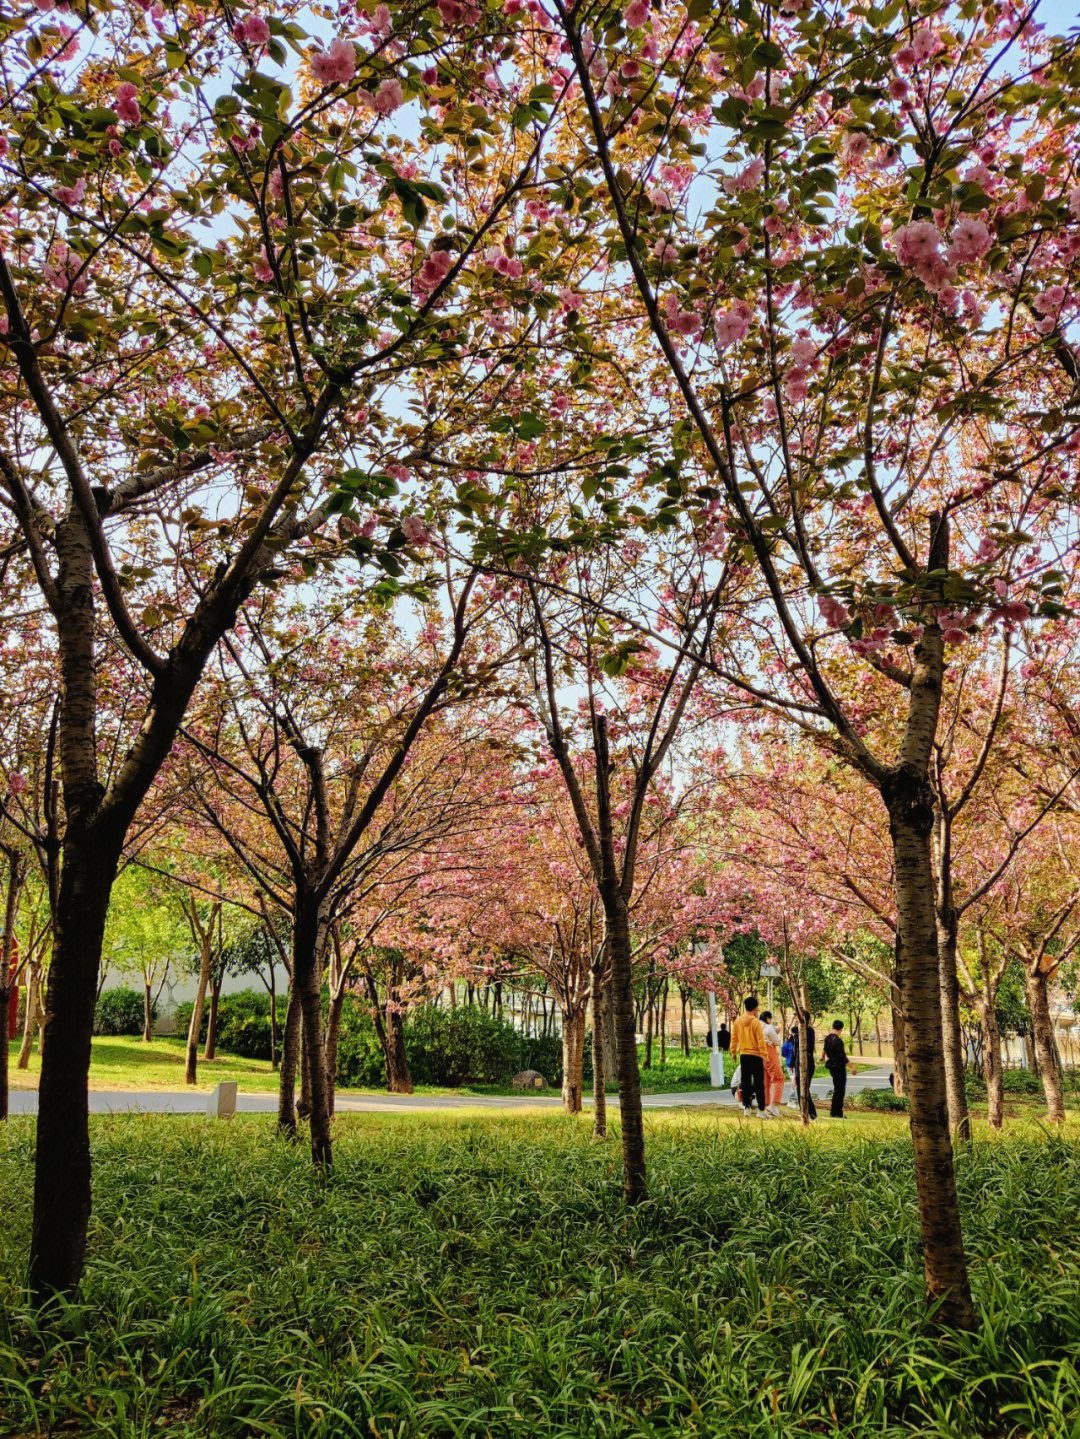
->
<box><xmin>94</xmin><ymin>986</ymin><xmax>150</xmax><ymax>1037</ymax></box>
<box><xmin>405</xmin><ymin>1005</ymin><xmax>529</xmax><ymax>1088</ymax></box>
<box><xmin>333</xmin><ymin>999</ymin><xmax>387</xmax><ymax>1088</ymax></box>
<box><xmin>859</xmin><ymin>1088</ymin><xmax>909</xmax><ymax>1112</ymax></box>
<box><xmin>172</xmin><ymin>990</ymin><xmax>576</xmax><ymax>1089</ymax></box>
<box><xmin>173</xmin><ymin>989</ymin><xmax>287</xmax><ymax>1060</ymax></box>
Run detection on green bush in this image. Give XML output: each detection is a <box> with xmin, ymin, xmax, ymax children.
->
<box><xmin>405</xmin><ymin>1005</ymin><xmax>539</xmax><ymax>1088</ymax></box>
<box><xmin>333</xmin><ymin>998</ymin><xmax>387</xmax><ymax>1088</ymax></box>
<box><xmin>173</xmin><ymin>990</ymin><xmax>287</xmax><ymax>1060</ymax></box>
<box><xmin>859</xmin><ymin>1088</ymin><xmax>909</xmax><ymax>1111</ymax></box>
<box><xmin>170</xmin><ymin>990</ymin><xmax>575</xmax><ymax>1089</ymax></box>
<box><xmin>966</xmin><ymin>1067</ymin><xmax>1080</xmax><ymax>1100</ymax></box>
<box><xmin>93</xmin><ymin>986</ymin><xmax>150</xmax><ymax>1037</ymax></box>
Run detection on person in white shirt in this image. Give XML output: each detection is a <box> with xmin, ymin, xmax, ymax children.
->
<box><xmin>760</xmin><ymin>1010</ymin><xmax>784</xmax><ymax>1116</ymax></box>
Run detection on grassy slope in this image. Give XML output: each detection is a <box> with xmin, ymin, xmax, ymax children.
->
<box><xmin>2</xmin><ymin>1109</ymin><xmax>1079</xmax><ymax>1438</ymax></box>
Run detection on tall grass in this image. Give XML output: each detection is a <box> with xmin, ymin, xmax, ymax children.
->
<box><xmin>1</xmin><ymin>1113</ymin><xmax>1078</xmax><ymax>1437</ymax></box>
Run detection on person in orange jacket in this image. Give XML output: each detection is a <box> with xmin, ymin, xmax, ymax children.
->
<box><xmin>760</xmin><ymin>1009</ymin><xmax>785</xmax><ymax>1116</ymax></box>
<box><xmin>730</xmin><ymin>996</ymin><xmax>769</xmax><ymax>1116</ymax></box>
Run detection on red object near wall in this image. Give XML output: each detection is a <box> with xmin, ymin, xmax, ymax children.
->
<box><xmin>7</xmin><ymin>935</ymin><xmax>18</xmax><ymax>1040</ymax></box>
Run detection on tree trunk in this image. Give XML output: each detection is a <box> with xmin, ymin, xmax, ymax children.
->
<box><xmin>1026</xmin><ymin>968</ymin><xmax>1064</xmax><ymax>1123</ymax></box>
<box><xmin>185</xmin><ymin>927</ymin><xmax>214</xmax><ymax>1085</ymax></box>
<box><xmin>561</xmin><ymin>1005</ymin><xmax>584</xmax><ymax>1113</ymax></box>
<box><xmin>17</xmin><ymin>964</ymin><xmax>40</xmax><ymax>1069</ymax></box>
<box><xmin>797</xmin><ymin>1007</ymin><xmax>810</xmax><ymax>1128</ymax></box>
<box><xmin>979</xmin><ymin>1000</ymin><xmax>1004</xmax><ymax>1131</ymax></box>
<box><xmin>936</xmin><ymin>910</ymin><xmax>970</xmax><ymax>1142</ymax></box>
<box><xmin>643</xmin><ymin>965</ymin><xmax>654</xmax><ymax>1070</ymax></box>
<box><xmin>269</xmin><ymin>963</ymin><xmax>278</xmax><ymax>1070</ymax></box>
<box><xmin>886</xmin><ymin>775</ymin><xmax>976</xmax><ymax>1328</ymax></box>
<box><xmin>605</xmin><ymin>891</ymin><xmax>647</xmax><ymax>1203</ymax></box>
<box><xmin>592</xmin><ymin>984</ymin><xmax>607</xmax><ymax>1139</ymax></box>
<box><xmin>0</xmin><ymin>850</ymin><xmax>22</xmax><ymax>1121</ymax></box>
<box><xmin>293</xmin><ymin>897</ymin><xmax>332</xmax><ymax>1165</ymax></box>
<box><xmin>659</xmin><ymin>978</ymin><xmax>668</xmax><ymax>1065</ymax></box>
<box><xmin>603</xmin><ymin>987</ymin><xmax>618</xmax><ymax>1083</ymax></box>
<box><xmin>142</xmin><ymin>982</ymin><xmax>153</xmax><ymax>1043</ymax></box>
<box><xmin>680</xmin><ymin>987</ymin><xmax>689</xmax><ymax>1057</ymax></box>
<box><xmin>385</xmin><ymin>1000</ymin><xmax>413</xmax><ymax>1094</ymax></box>
<box><xmin>278</xmin><ymin>980</ymin><xmax>301</xmax><ymax>1136</ymax></box>
<box><xmin>325</xmin><ymin>987</ymin><xmax>344</xmax><ymax>1116</ymax></box>
<box><xmin>891</xmin><ymin>1000</ymin><xmax>907</xmax><ymax>1096</ymax></box>
<box><xmin>29</xmin><ymin>828</ymin><xmax>121</xmax><ymax>1296</ymax></box>
<box><xmin>0</xmin><ymin>992</ymin><xmax>8</xmax><ymax>1122</ymax></box>
<box><xmin>203</xmin><ymin>976</ymin><xmax>221</xmax><ymax>1062</ymax></box>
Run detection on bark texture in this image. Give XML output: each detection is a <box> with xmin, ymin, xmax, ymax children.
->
<box><xmin>1026</xmin><ymin>969</ymin><xmax>1064</xmax><ymax>1123</ymax></box>
<box><xmin>592</xmin><ymin>983</ymin><xmax>607</xmax><ymax>1139</ymax></box>
<box><xmin>561</xmin><ymin>1006</ymin><xmax>585</xmax><ymax>1114</ymax></box>
<box><xmin>886</xmin><ymin>766</ymin><xmax>976</xmax><ymax>1329</ymax></box>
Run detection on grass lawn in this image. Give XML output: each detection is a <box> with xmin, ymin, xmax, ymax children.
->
<box><xmin>2</xmin><ymin>1109</ymin><xmax>1079</xmax><ymax>1437</ymax></box>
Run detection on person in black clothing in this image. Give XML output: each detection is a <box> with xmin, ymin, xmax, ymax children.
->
<box><xmin>718</xmin><ymin>1022</ymin><xmax>730</xmax><ymax>1052</ymax></box>
<box><xmin>822</xmin><ymin>1020</ymin><xmax>851</xmax><ymax>1118</ymax></box>
<box><xmin>791</xmin><ymin>1022</ymin><xmax>817</xmax><ymax>1120</ymax></box>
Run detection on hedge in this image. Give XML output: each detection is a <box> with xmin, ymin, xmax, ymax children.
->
<box><xmin>94</xmin><ymin>986</ymin><xmax>152</xmax><ymax>1037</ymax></box>
<box><xmin>171</xmin><ymin>989</ymin><xmax>574</xmax><ymax>1088</ymax></box>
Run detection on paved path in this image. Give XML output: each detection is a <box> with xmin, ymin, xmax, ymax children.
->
<box><xmin>7</xmin><ymin>1062</ymin><xmax>893</xmax><ymax>1116</ymax></box>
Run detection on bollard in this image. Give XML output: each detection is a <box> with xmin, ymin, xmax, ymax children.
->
<box><xmin>207</xmin><ymin>1081</ymin><xmax>238</xmax><ymax>1119</ymax></box>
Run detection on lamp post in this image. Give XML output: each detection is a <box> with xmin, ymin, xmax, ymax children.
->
<box><xmin>707</xmin><ymin>990</ymin><xmax>723</xmax><ymax>1088</ymax></box>
<box><xmin>762</xmin><ymin>960</ymin><xmax>779</xmax><ymax>1012</ymax></box>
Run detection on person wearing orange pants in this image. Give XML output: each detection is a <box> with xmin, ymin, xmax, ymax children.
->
<box><xmin>761</xmin><ymin>1010</ymin><xmax>785</xmax><ymax>1116</ymax></box>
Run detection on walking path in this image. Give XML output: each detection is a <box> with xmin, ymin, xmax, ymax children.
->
<box><xmin>7</xmin><ymin>1062</ymin><xmax>894</xmax><ymax>1116</ymax></box>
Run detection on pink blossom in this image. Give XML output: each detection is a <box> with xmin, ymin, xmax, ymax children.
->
<box><xmin>311</xmin><ymin>37</ymin><xmax>357</xmax><ymax>86</ymax></box>
<box><xmin>841</xmin><ymin>131</ymin><xmax>870</xmax><ymax>164</ymax></box>
<box><xmin>1033</xmin><ymin>284</ymin><xmax>1066</xmax><ymax>316</ymax></box>
<box><xmin>402</xmin><ymin>515</ymin><xmax>432</xmax><ymax>547</ymax></box>
<box><xmin>724</xmin><ymin>157</ymin><xmax>765</xmax><ymax>194</ymax></box>
<box><xmin>115</xmin><ymin>82</ymin><xmax>141</xmax><ymax>126</ymax></box>
<box><xmin>53</xmin><ymin>23</ymin><xmax>79</xmax><ymax>61</ymax></box>
<box><xmin>624</xmin><ymin>0</ymin><xmax>649</xmax><ymax>26</ymax></box>
<box><xmin>910</xmin><ymin>27</ymin><xmax>940</xmax><ymax>62</ymax></box>
<box><xmin>55</xmin><ymin>176</ymin><xmax>86</xmax><ymax>206</ymax></box>
<box><xmin>672</xmin><ymin>309</ymin><xmax>701</xmax><ymax>337</ymax></box>
<box><xmin>416</xmin><ymin>244</ymin><xmax>454</xmax><ymax>298</ymax></box>
<box><xmin>374</xmin><ymin>77</ymin><xmax>404</xmax><ymax>113</ymax></box>
<box><xmin>948</xmin><ymin>217</ymin><xmax>991</xmax><ymax>264</ymax></box>
<box><xmin>241</xmin><ymin>14</ymin><xmax>271</xmax><ymax>45</ymax></box>
<box><xmin>386</xmin><ymin>463</ymin><xmax>410</xmax><ymax>483</ymax></box>
<box><xmin>1001</xmin><ymin>601</ymin><xmax>1031</xmax><ymax>624</ymax></box>
<box><xmin>253</xmin><ymin>257</ymin><xmax>274</xmax><ymax>282</ymax></box>
<box><xmin>888</xmin><ymin>75</ymin><xmax>908</xmax><ymax>101</ymax></box>
<box><xmin>784</xmin><ymin>366</ymin><xmax>810</xmax><ymax>402</ymax></box>
<box><xmin>714</xmin><ymin>301</ymin><xmax>752</xmax><ymax>348</ymax></box>
<box><xmin>373</xmin><ymin>3</ymin><xmax>391</xmax><ymax>30</ymax></box>
<box><xmin>895</xmin><ymin>220</ymin><xmax>942</xmax><ymax>265</ymax></box>
<box><xmin>43</xmin><ymin>240</ymin><xmax>88</xmax><ymax>295</ymax></box>
<box><xmin>8</xmin><ymin>772</ymin><xmax>27</xmax><ymax>796</ymax></box>
<box><xmin>790</xmin><ymin>334</ymin><xmax>816</xmax><ymax>366</ymax></box>
<box><xmin>436</xmin><ymin>0</ymin><xmax>480</xmax><ymax>25</ymax></box>
<box><xmin>912</xmin><ymin>248</ymin><xmax>954</xmax><ymax>291</ymax></box>
<box><xmin>817</xmin><ymin>594</ymin><xmax>850</xmax><ymax>630</ymax></box>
